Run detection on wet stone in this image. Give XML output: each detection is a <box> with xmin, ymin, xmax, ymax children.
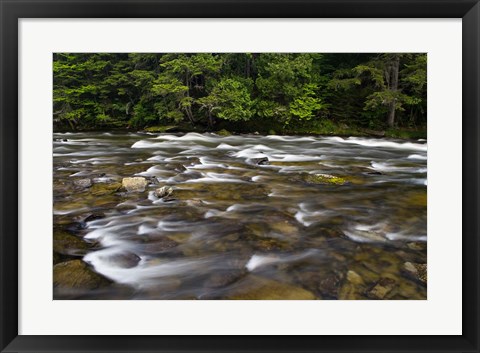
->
<box><xmin>143</xmin><ymin>237</ymin><xmax>179</xmax><ymax>254</ymax></box>
<box><xmin>53</xmin><ymin>260</ymin><xmax>112</xmax><ymax>290</ymax></box>
<box><xmin>53</xmin><ymin>230</ymin><xmax>90</xmax><ymax>256</ymax></box>
<box><xmin>303</xmin><ymin>173</ymin><xmax>347</xmax><ymax>185</ymax></box>
<box><xmin>226</xmin><ymin>275</ymin><xmax>317</xmax><ymax>300</ymax></box>
<box><xmin>122</xmin><ymin>177</ymin><xmax>148</xmax><ymax>192</ymax></box>
<box><xmin>204</xmin><ymin>269</ymin><xmax>246</xmax><ymax>288</ymax></box>
<box><xmin>367</xmin><ymin>277</ymin><xmax>396</xmax><ymax>299</ymax></box>
<box><xmin>166</xmin><ymin>163</ymin><xmax>187</xmax><ymax>172</ymax></box>
<box><xmin>251</xmin><ymin>157</ymin><xmax>269</xmax><ymax>166</ymax></box>
<box><xmin>318</xmin><ymin>272</ymin><xmax>344</xmax><ymax>299</ymax></box>
<box><xmin>154</xmin><ymin>186</ymin><xmax>174</xmax><ymax>199</ymax></box>
<box><xmin>73</xmin><ymin>178</ymin><xmax>92</xmax><ymax>189</ymax></box>
<box><xmin>406</xmin><ymin>242</ymin><xmax>427</xmax><ymax>251</ymax></box>
<box><xmin>98</xmin><ymin>252</ymin><xmax>141</xmax><ymax>268</ymax></box>
<box><xmin>89</xmin><ymin>182</ymin><xmax>122</xmax><ymax>196</ymax></box>
<box><xmin>403</xmin><ymin>262</ymin><xmax>427</xmax><ymax>284</ymax></box>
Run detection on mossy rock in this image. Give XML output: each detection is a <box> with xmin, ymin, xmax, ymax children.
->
<box><xmin>303</xmin><ymin>173</ymin><xmax>347</xmax><ymax>185</ymax></box>
<box><xmin>226</xmin><ymin>275</ymin><xmax>316</xmax><ymax>300</ymax></box>
<box><xmin>53</xmin><ymin>260</ymin><xmax>112</xmax><ymax>290</ymax></box>
<box><xmin>215</xmin><ymin>129</ymin><xmax>231</xmax><ymax>136</ymax></box>
<box><xmin>89</xmin><ymin>182</ymin><xmax>122</xmax><ymax>196</ymax></box>
<box><xmin>144</xmin><ymin>125</ymin><xmax>177</xmax><ymax>133</ymax></box>
<box><xmin>53</xmin><ymin>230</ymin><xmax>89</xmax><ymax>255</ymax></box>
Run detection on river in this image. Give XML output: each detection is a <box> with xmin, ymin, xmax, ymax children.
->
<box><xmin>53</xmin><ymin>132</ymin><xmax>427</xmax><ymax>299</ymax></box>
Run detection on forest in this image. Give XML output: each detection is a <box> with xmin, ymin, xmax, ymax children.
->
<box><xmin>53</xmin><ymin>53</ymin><xmax>427</xmax><ymax>138</ymax></box>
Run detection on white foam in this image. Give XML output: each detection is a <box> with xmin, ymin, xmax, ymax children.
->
<box><xmin>327</xmin><ymin>136</ymin><xmax>427</xmax><ymax>152</ymax></box>
<box><xmin>408</xmin><ymin>154</ymin><xmax>428</xmax><ymax>160</ymax></box>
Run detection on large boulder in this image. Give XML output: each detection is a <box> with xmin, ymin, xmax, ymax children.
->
<box><xmin>53</xmin><ymin>260</ymin><xmax>111</xmax><ymax>290</ymax></box>
<box><xmin>122</xmin><ymin>177</ymin><xmax>148</xmax><ymax>192</ymax></box>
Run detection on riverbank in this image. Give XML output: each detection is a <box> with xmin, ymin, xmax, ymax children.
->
<box><xmin>54</xmin><ymin>121</ymin><xmax>427</xmax><ymax>140</ymax></box>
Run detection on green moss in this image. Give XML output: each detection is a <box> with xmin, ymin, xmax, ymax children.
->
<box><xmin>89</xmin><ymin>182</ymin><xmax>122</xmax><ymax>196</ymax></box>
<box><xmin>303</xmin><ymin>173</ymin><xmax>347</xmax><ymax>185</ymax></box>
<box><xmin>215</xmin><ymin>129</ymin><xmax>232</xmax><ymax>136</ymax></box>
<box><xmin>144</xmin><ymin>125</ymin><xmax>177</xmax><ymax>133</ymax></box>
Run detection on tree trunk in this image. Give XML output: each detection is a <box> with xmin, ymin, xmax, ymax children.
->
<box><xmin>386</xmin><ymin>55</ymin><xmax>400</xmax><ymax>128</ymax></box>
<box><xmin>208</xmin><ymin>110</ymin><xmax>215</xmax><ymax>128</ymax></box>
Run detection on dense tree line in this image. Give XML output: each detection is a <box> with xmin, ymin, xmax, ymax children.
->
<box><xmin>53</xmin><ymin>53</ymin><xmax>426</xmax><ymax>135</ymax></box>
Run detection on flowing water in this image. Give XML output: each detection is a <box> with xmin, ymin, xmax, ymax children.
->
<box><xmin>53</xmin><ymin>132</ymin><xmax>427</xmax><ymax>299</ymax></box>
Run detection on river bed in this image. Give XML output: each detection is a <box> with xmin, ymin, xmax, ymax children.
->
<box><xmin>53</xmin><ymin>132</ymin><xmax>427</xmax><ymax>299</ymax></box>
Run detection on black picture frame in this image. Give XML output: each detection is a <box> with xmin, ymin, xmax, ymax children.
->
<box><xmin>1</xmin><ymin>0</ymin><xmax>479</xmax><ymax>352</ymax></box>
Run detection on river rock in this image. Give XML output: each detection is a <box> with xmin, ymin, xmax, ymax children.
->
<box><xmin>90</xmin><ymin>182</ymin><xmax>122</xmax><ymax>196</ymax></box>
<box><xmin>53</xmin><ymin>230</ymin><xmax>89</xmax><ymax>255</ymax></box>
<box><xmin>403</xmin><ymin>262</ymin><xmax>427</xmax><ymax>283</ymax></box>
<box><xmin>406</xmin><ymin>242</ymin><xmax>427</xmax><ymax>251</ymax></box>
<box><xmin>73</xmin><ymin>178</ymin><xmax>92</xmax><ymax>189</ymax></box>
<box><xmin>226</xmin><ymin>275</ymin><xmax>316</xmax><ymax>300</ymax></box>
<box><xmin>82</xmin><ymin>212</ymin><xmax>106</xmax><ymax>223</ymax></box>
<box><xmin>338</xmin><ymin>270</ymin><xmax>366</xmax><ymax>299</ymax></box>
<box><xmin>366</xmin><ymin>277</ymin><xmax>396</xmax><ymax>299</ymax></box>
<box><xmin>99</xmin><ymin>251</ymin><xmax>141</xmax><ymax>268</ymax></box>
<box><xmin>318</xmin><ymin>272</ymin><xmax>344</xmax><ymax>298</ymax></box>
<box><xmin>251</xmin><ymin>157</ymin><xmax>269</xmax><ymax>165</ymax></box>
<box><xmin>303</xmin><ymin>173</ymin><xmax>347</xmax><ymax>185</ymax></box>
<box><xmin>154</xmin><ymin>186</ymin><xmax>173</xmax><ymax>199</ymax></box>
<box><xmin>204</xmin><ymin>269</ymin><xmax>246</xmax><ymax>288</ymax></box>
<box><xmin>166</xmin><ymin>163</ymin><xmax>187</xmax><ymax>173</ymax></box>
<box><xmin>346</xmin><ymin>270</ymin><xmax>364</xmax><ymax>285</ymax></box>
<box><xmin>122</xmin><ymin>177</ymin><xmax>148</xmax><ymax>192</ymax></box>
<box><xmin>53</xmin><ymin>260</ymin><xmax>111</xmax><ymax>289</ymax></box>
<box><xmin>143</xmin><ymin>237</ymin><xmax>179</xmax><ymax>253</ymax></box>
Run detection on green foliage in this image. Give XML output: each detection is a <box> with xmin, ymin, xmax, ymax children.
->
<box><xmin>53</xmin><ymin>53</ymin><xmax>427</xmax><ymax>133</ymax></box>
<box><xmin>198</xmin><ymin>78</ymin><xmax>253</xmax><ymax>123</ymax></box>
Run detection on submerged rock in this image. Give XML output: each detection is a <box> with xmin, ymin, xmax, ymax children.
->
<box><xmin>98</xmin><ymin>251</ymin><xmax>141</xmax><ymax>268</ymax></box>
<box><xmin>251</xmin><ymin>157</ymin><xmax>269</xmax><ymax>166</ymax></box>
<box><xmin>406</xmin><ymin>242</ymin><xmax>427</xmax><ymax>251</ymax></box>
<box><xmin>89</xmin><ymin>182</ymin><xmax>122</xmax><ymax>196</ymax></box>
<box><xmin>122</xmin><ymin>177</ymin><xmax>148</xmax><ymax>192</ymax></box>
<box><xmin>404</xmin><ymin>262</ymin><xmax>427</xmax><ymax>283</ymax></box>
<box><xmin>143</xmin><ymin>237</ymin><xmax>179</xmax><ymax>253</ymax></box>
<box><xmin>366</xmin><ymin>277</ymin><xmax>396</xmax><ymax>299</ymax></box>
<box><xmin>166</xmin><ymin>163</ymin><xmax>187</xmax><ymax>173</ymax></box>
<box><xmin>154</xmin><ymin>186</ymin><xmax>173</xmax><ymax>199</ymax></box>
<box><xmin>338</xmin><ymin>270</ymin><xmax>366</xmax><ymax>300</ymax></box>
<box><xmin>82</xmin><ymin>212</ymin><xmax>106</xmax><ymax>223</ymax></box>
<box><xmin>73</xmin><ymin>178</ymin><xmax>92</xmax><ymax>189</ymax></box>
<box><xmin>53</xmin><ymin>260</ymin><xmax>111</xmax><ymax>290</ymax></box>
<box><xmin>204</xmin><ymin>269</ymin><xmax>246</xmax><ymax>288</ymax></box>
<box><xmin>303</xmin><ymin>173</ymin><xmax>347</xmax><ymax>185</ymax></box>
<box><xmin>226</xmin><ymin>275</ymin><xmax>316</xmax><ymax>300</ymax></box>
<box><xmin>53</xmin><ymin>230</ymin><xmax>89</xmax><ymax>256</ymax></box>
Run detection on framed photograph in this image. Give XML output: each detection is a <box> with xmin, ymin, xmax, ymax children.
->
<box><xmin>1</xmin><ymin>0</ymin><xmax>478</xmax><ymax>352</ymax></box>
